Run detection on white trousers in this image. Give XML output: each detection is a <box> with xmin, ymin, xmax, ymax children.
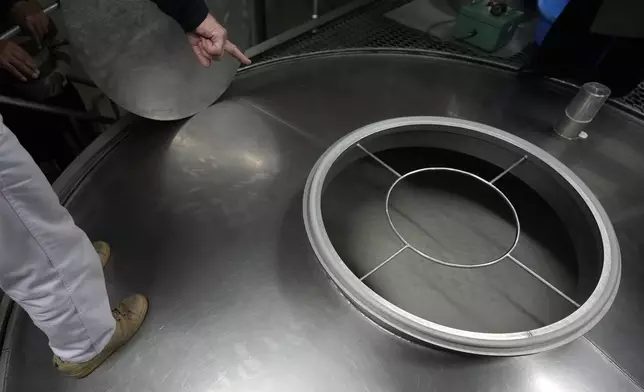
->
<box><xmin>0</xmin><ymin>118</ymin><xmax>115</xmax><ymax>363</ymax></box>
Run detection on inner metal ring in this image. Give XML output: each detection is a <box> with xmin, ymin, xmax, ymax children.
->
<box><xmin>385</xmin><ymin>167</ymin><xmax>521</xmax><ymax>268</ymax></box>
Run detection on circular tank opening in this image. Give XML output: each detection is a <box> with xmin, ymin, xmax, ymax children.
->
<box><xmin>304</xmin><ymin>117</ymin><xmax>621</xmax><ymax>355</ymax></box>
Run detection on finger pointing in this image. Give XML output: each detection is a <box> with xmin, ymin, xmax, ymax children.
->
<box><xmin>224</xmin><ymin>41</ymin><xmax>251</xmax><ymax>65</ymax></box>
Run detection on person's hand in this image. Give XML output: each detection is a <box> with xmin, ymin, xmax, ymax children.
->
<box><xmin>187</xmin><ymin>13</ymin><xmax>251</xmax><ymax>67</ymax></box>
<box><xmin>0</xmin><ymin>40</ymin><xmax>39</xmax><ymax>81</ymax></box>
<box><xmin>10</xmin><ymin>1</ymin><xmax>50</xmax><ymax>47</ymax></box>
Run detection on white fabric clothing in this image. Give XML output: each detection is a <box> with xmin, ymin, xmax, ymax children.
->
<box><xmin>0</xmin><ymin>118</ymin><xmax>115</xmax><ymax>363</ymax></box>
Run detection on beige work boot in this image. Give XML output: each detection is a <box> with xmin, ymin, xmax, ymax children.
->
<box><xmin>53</xmin><ymin>294</ymin><xmax>149</xmax><ymax>378</ymax></box>
<box><xmin>93</xmin><ymin>241</ymin><xmax>111</xmax><ymax>268</ymax></box>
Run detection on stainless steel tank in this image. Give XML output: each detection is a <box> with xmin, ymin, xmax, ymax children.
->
<box><xmin>1</xmin><ymin>50</ymin><xmax>642</xmax><ymax>392</ymax></box>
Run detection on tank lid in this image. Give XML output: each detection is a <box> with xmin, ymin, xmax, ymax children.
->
<box><xmin>62</xmin><ymin>0</ymin><xmax>250</xmax><ymax>120</ymax></box>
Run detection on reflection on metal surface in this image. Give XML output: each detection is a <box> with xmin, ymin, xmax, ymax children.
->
<box><xmin>171</xmin><ymin>130</ymin><xmax>272</xmax><ymax>172</ymax></box>
<box><xmin>385</xmin><ymin>167</ymin><xmax>520</xmax><ymax>268</ymax></box>
<box><xmin>241</xmin><ymin>151</ymin><xmax>266</xmax><ymax>169</ymax></box>
<box><xmin>62</xmin><ymin>0</ymin><xmax>250</xmax><ymax>120</ymax></box>
<box><xmin>305</xmin><ymin>116</ymin><xmax>621</xmax><ymax>355</ymax></box>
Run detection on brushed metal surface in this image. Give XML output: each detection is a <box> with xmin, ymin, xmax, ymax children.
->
<box><xmin>230</xmin><ymin>51</ymin><xmax>644</xmax><ymax>386</ymax></box>
<box><xmin>3</xmin><ymin>51</ymin><xmax>643</xmax><ymax>391</ymax></box>
<box><xmin>62</xmin><ymin>0</ymin><xmax>250</xmax><ymax>120</ymax></box>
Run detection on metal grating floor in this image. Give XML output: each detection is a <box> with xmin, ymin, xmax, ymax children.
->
<box><xmin>620</xmin><ymin>85</ymin><xmax>644</xmax><ymax>114</ymax></box>
<box><xmin>253</xmin><ymin>0</ymin><xmax>644</xmax><ymax>116</ymax></box>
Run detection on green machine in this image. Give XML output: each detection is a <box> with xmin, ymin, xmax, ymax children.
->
<box><xmin>453</xmin><ymin>0</ymin><xmax>524</xmax><ymax>52</ymax></box>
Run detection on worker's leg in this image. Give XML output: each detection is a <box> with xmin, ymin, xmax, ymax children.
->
<box><xmin>0</xmin><ymin>118</ymin><xmax>115</xmax><ymax>363</ymax></box>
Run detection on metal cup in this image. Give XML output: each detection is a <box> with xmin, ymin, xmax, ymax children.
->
<box><xmin>555</xmin><ymin>82</ymin><xmax>611</xmax><ymax>140</ymax></box>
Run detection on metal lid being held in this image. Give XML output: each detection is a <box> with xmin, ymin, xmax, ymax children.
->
<box><xmin>63</xmin><ymin>0</ymin><xmax>250</xmax><ymax>120</ymax></box>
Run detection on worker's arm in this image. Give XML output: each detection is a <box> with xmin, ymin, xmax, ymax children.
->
<box><xmin>0</xmin><ymin>0</ymin><xmax>44</xmax><ymax>81</ymax></box>
<box><xmin>0</xmin><ymin>0</ymin><xmax>50</xmax><ymax>46</ymax></box>
<box><xmin>150</xmin><ymin>0</ymin><xmax>208</xmax><ymax>32</ymax></box>
<box><xmin>151</xmin><ymin>0</ymin><xmax>250</xmax><ymax>66</ymax></box>
<box><xmin>10</xmin><ymin>1</ymin><xmax>50</xmax><ymax>45</ymax></box>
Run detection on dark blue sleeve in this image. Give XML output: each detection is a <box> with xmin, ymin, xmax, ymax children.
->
<box><xmin>151</xmin><ymin>0</ymin><xmax>209</xmax><ymax>32</ymax></box>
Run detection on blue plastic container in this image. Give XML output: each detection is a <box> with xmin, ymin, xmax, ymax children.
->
<box><xmin>536</xmin><ymin>0</ymin><xmax>570</xmax><ymax>45</ymax></box>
